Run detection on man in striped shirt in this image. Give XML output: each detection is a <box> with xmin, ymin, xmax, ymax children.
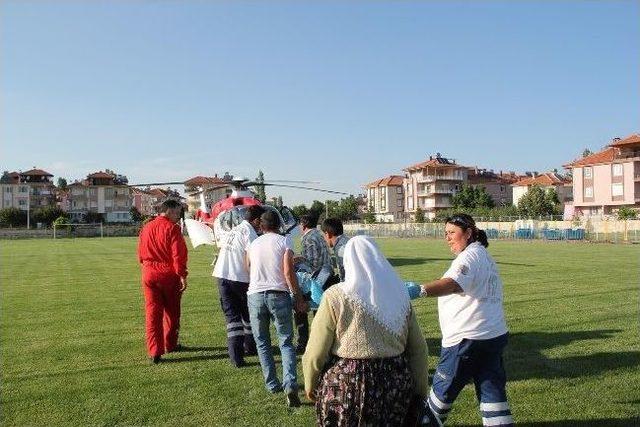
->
<box><xmin>293</xmin><ymin>214</ymin><xmax>333</xmax><ymax>353</ymax></box>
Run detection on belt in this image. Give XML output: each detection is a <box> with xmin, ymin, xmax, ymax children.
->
<box><xmin>258</xmin><ymin>290</ymin><xmax>289</xmax><ymax>295</ymax></box>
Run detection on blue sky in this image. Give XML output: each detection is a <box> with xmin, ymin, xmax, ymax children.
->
<box><xmin>2</xmin><ymin>1</ymin><xmax>638</xmax><ymax>205</ymax></box>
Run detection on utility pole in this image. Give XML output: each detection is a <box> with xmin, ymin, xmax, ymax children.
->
<box><xmin>26</xmin><ymin>186</ymin><xmax>31</xmax><ymax>229</ymax></box>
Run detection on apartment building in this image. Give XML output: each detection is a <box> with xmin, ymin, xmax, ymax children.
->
<box><xmin>67</xmin><ymin>170</ymin><xmax>131</xmax><ymax>222</ymax></box>
<box><xmin>403</xmin><ymin>154</ymin><xmax>468</xmax><ymax>220</ymax></box>
<box><xmin>563</xmin><ymin>133</ymin><xmax>640</xmax><ymax>217</ymax></box>
<box><xmin>132</xmin><ymin>187</ymin><xmax>183</xmax><ymax>216</ymax></box>
<box><xmin>511</xmin><ymin>172</ymin><xmax>573</xmax><ymax>207</ymax></box>
<box><xmin>183</xmin><ymin>175</ymin><xmax>231</xmax><ymax>214</ymax></box>
<box><xmin>0</xmin><ymin>168</ymin><xmax>56</xmax><ymax>210</ymax></box>
<box><xmin>365</xmin><ymin>175</ymin><xmax>405</xmax><ymax>222</ymax></box>
<box><xmin>467</xmin><ymin>168</ymin><xmax>522</xmax><ymax>207</ymax></box>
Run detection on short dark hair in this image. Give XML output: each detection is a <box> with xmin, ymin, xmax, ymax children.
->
<box><xmin>300</xmin><ymin>214</ymin><xmax>318</xmax><ymax>229</ymax></box>
<box><xmin>260</xmin><ymin>210</ymin><xmax>281</xmax><ymax>232</ymax></box>
<box><xmin>321</xmin><ymin>217</ymin><xmax>343</xmax><ymax>237</ymax></box>
<box><xmin>159</xmin><ymin>199</ymin><xmax>183</xmax><ymax>213</ymax></box>
<box><xmin>244</xmin><ymin>205</ymin><xmax>265</xmax><ymax>222</ymax></box>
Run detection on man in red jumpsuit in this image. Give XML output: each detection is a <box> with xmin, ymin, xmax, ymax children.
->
<box><xmin>138</xmin><ymin>199</ymin><xmax>188</xmax><ymax>364</ymax></box>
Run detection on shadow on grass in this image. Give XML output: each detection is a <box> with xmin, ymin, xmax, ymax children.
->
<box><xmin>387</xmin><ymin>257</ymin><xmax>452</xmax><ymax>267</ymax></box>
<box><xmin>425</xmin><ymin>330</ymin><xmax>638</xmax><ymax>382</ymax></box>
<box><xmin>458</xmin><ymin>419</ymin><xmax>639</xmax><ymax>426</ymax></box>
<box><xmin>495</xmin><ymin>261</ymin><xmax>535</xmax><ymax>267</ymax></box>
<box><xmin>175</xmin><ymin>345</ymin><xmax>228</xmax><ymax>352</ymax></box>
<box><xmin>162</xmin><ymin>353</ymin><xmax>230</xmax><ymax>363</ymax></box>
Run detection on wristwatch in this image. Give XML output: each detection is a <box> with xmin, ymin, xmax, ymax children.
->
<box><xmin>419</xmin><ymin>286</ymin><xmax>429</xmax><ymax>298</ymax></box>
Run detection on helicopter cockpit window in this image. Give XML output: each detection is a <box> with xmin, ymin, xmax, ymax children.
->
<box><xmin>279</xmin><ymin>206</ymin><xmax>298</xmax><ymax>235</ymax></box>
<box><xmin>219</xmin><ymin>206</ymin><xmax>248</xmax><ymax>232</ymax></box>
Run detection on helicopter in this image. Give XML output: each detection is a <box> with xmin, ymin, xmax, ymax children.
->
<box><xmin>130</xmin><ymin>175</ymin><xmax>347</xmax><ymax>248</ymax></box>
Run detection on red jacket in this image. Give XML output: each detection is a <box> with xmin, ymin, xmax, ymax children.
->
<box><xmin>138</xmin><ymin>216</ymin><xmax>188</xmax><ymax>278</ymax></box>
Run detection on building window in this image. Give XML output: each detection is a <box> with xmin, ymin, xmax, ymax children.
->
<box><xmin>396</xmin><ymin>187</ymin><xmax>402</xmax><ymax>194</ymax></box>
<box><xmin>584</xmin><ymin>186</ymin><xmax>593</xmax><ymax>198</ymax></box>
<box><xmin>583</xmin><ymin>167</ymin><xmax>593</xmax><ymax>179</ymax></box>
<box><xmin>612</xmin><ymin>164</ymin><xmax>623</xmax><ymax>177</ymax></box>
<box><xmin>19</xmin><ymin>186</ymin><xmax>28</xmax><ymax>193</ymax></box>
<box><xmin>18</xmin><ymin>199</ymin><xmax>26</xmax><ymax>206</ymax></box>
<box><xmin>612</xmin><ymin>183</ymin><xmax>624</xmax><ymax>197</ymax></box>
<box><xmin>500</xmin><ymin>185</ymin><xmax>505</xmax><ymax>192</ymax></box>
<box><xmin>397</xmin><ymin>200</ymin><xmax>403</xmax><ymax>207</ymax></box>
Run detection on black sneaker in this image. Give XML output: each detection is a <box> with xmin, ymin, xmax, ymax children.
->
<box><xmin>286</xmin><ymin>391</ymin><xmax>301</xmax><ymax>408</ymax></box>
<box><xmin>151</xmin><ymin>355</ymin><xmax>162</xmax><ymax>364</ymax></box>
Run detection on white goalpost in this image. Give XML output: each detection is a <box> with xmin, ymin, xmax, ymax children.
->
<box><xmin>53</xmin><ymin>222</ymin><xmax>104</xmax><ymax>239</ymax></box>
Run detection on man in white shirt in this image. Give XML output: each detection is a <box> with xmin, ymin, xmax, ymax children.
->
<box><xmin>213</xmin><ymin>205</ymin><xmax>264</xmax><ymax>368</ymax></box>
<box><xmin>247</xmin><ymin>210</ymin><xmax>308</xmax><ymax>407</ymax></box>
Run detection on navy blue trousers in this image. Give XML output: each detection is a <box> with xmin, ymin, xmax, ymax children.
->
<box><xmin>217</xmin><ymin>278</ymin><xmax>256</xmax><ymax>366</ymax></box>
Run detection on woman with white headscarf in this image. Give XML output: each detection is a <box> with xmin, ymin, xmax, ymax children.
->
<box><xmin>303</xmin><ymin>236</ymin><xmax>429</xmax><ymax>426</ymax></box>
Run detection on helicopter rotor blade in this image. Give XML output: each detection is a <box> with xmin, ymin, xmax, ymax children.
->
<box><xmin>260</xmin><ymin>183</ymin><xmax>349</xmax><ymax>195</ymax></box>
<box><xmin>129</xmin><ymin>181</ymin><xmax>186</xmax><ymax>187</ymax></box>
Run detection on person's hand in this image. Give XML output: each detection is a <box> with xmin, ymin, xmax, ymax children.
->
<box><xmin>305</xmin><ymin>389</ymin><xmax>316</xmax><ymax>402</ymax></box>
<box><xmin>179</xmin><ymin>277</ymin><xmax>188</xmax><ymax>293</ymax></box>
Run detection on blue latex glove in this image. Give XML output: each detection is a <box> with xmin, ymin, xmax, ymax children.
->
<box><xmin>405</xmin><ymin>282</ymin><xmax>421</xmax><ymax>300</ymax></box>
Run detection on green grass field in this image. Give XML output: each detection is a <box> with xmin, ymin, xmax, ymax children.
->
<box><xmin>1</xmin><ymin>237</ymin><xmax>639</xmax><ymax>426</ymax></box>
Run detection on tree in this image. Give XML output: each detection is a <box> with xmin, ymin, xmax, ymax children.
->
<box><xmin>582</xmin><ymin>148</ymin><xmax>593</xmax><ymax>158</ymax></box>
<box><xmin>617</xmin><ymin>206</ymin><xmax>638</xmax><ymax>220</ymax></box>
<box><xmin>451</xmin><ymin>185</ymin><xmax>476</xmax><ymax>209</ymax></box>
<box><xmin>517</xmin><ymin>185</ymin><xmax>557</xmax><ymax>217</ymax></box>
<box><xmin>254</xmin><ymin>170</ymin><xmax>266</xmax><ymax>203</ymax></box>
<box><xmin>363</xmin><ymin>205</ymin><xmax>376</xmax><ymax>224</ymax></box>
<box><xmin>31</xmin><ymin>206</ymin><xmax>66</xmax><ymax>226</ymax></box>
<box><xmin>336</xmin><ymin>195</ymin><xmax>359</xmax><ymax>221</ymax></box>
<box><xmin>309</xmin><ymin>200</ymin><xmax>325</xmax><ymax>218</ymax></box>
<box><xmin>84</xmin><ymin>212</ymin><xmax>105</xmax><ymax>224</ymax></box>
<box><xmin>130</xmin><ymin>206</ymin><xmax>145</xmax><ymax>223</ymax></box>
<box><xmin>0</xmin><ymin>207</ymin><xmax>27</xmax><ymax>227</ymax></box>
<box><xmin>475</xmin><ymin>187</ymin><xmax>495</xmax><ymax>208</ymax></box>
<box><xmin>414</xmin><ymin>207</ymin><xmax>425</xmax><ymax>223</ymax></box>
<box><xmin>291</xmin><ymin>204</ymin><xmax>309</xmax><ymax>219</ymax></box>
<box><xmin>57</xmin><ymin>177</ymin><xmax>68</xmax><ymax>191</ymax></box>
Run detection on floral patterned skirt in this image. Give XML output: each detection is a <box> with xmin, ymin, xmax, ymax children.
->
<box><xmin>315</xmin><ymin>355</ymin><xmax>414</xmax><ymax>427</ymax></box>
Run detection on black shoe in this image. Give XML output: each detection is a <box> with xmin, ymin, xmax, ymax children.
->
<box><xmin>295</xmin><ymin>345</ymin><xmax>306</xmax><ymax>355</ymax></box>
<box><xmin>232</xmin><ymin>360</ymin><xmax>247</xmax><ymax>368</ymax></box>
<box><xmin>151</xmin><ymin>355</ymin><xmax>162</xmax><ymax>364</ymax></box>
<box><xmin>286</xmin><ymin>391</ymin><xmax>301</xmax><ymax>408</ymax></box>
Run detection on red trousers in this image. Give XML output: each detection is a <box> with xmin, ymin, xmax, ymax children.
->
<box><xmin>142</xmin><ymin>270</ymin><xmax>182</xmax><ymax>357</ymax></box>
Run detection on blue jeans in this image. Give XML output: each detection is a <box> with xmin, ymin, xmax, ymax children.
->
<box><xmin>247</xmin><ymin>291</ymin><xmax>298</xmax><ymax>393</ymax></box>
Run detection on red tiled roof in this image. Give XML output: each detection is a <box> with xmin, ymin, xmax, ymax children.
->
<box><xmin>365</xmin><ymin>175</ymin><xmax>404</xmax><ymax>188</ymax></box>
<box><xmin>183</xmin><ymin>176</ymin><xmax>228</xmax><ymax>186</ymax></box>
<box><xmin>21</xmin><ymin>168</ymin><xmax>53</xmax><ymax>177</ymax></box>
<box><xmin>609</xmin><ymin>133</ymin><xmax>640</xmax><ymax>147</ymax></box>
<box><xmin>87</xmin><ymin>171</ymin><xmax>115</xmax><ymax>179</ymax></box>
<box><xmin>563</xmin><ymin>147</ymin><xmax>616</xmax><ymax>168</ymax></box>
<box><xmin>404</xmin><ymin>157</ymin><xmax>463</xmax><ymax>171</ymax></box>
<box><xmin>1</xmin><ymin>172</ymin><xmax>20</xmax><ymax>184</ymax></box>
<box><xmin>131</xmin><ymin>188</ymin><xmax>151</xmax><ymax>195</ymax></box>
<box><xmin>512</xmin><ymin>172</ymin><xmax>571</xmax><ymax>187</ymax></box>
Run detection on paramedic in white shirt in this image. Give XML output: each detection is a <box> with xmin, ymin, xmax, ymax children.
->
<box><xmin>212</xmin><ymin>205</ymin><xmax>264</xmax><ymax>368</ymax></box>
<box><xmin>419</xmin><ymin>213</ymin><xmax>513</xmax><ymax>427</ymax></box>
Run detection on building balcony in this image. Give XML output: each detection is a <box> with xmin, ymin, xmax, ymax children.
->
<box><xmin>417</xmin><ymin>175</ymin><xmax>463</xmax><ymax>183</ymax></box>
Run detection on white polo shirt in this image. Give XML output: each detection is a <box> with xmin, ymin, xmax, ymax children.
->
<box><xmin>212</xmin><ymin>220</ymin><xmax>257</xmax><ymax>283</ymax></box>
<box><xmin>247</xmin><ymin>233</ymin><xmax>294</xmax><ymax>295</ymax></box>
<box><xmin>438</xmin><ymin>242</ymin><xmax>508</xmax><ymax>347</ymax></box>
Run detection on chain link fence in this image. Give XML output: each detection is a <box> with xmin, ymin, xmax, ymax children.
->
<box><xmin>344</xmin><ymin>219</ymin><xmax>640</xmax><ymax>244</ymax></box>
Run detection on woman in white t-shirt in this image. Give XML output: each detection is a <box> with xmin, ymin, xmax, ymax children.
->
<box><xmin>419</xmin><ymin>213</ymin><xmax>513</xmax><ymax>427</ymax></box>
